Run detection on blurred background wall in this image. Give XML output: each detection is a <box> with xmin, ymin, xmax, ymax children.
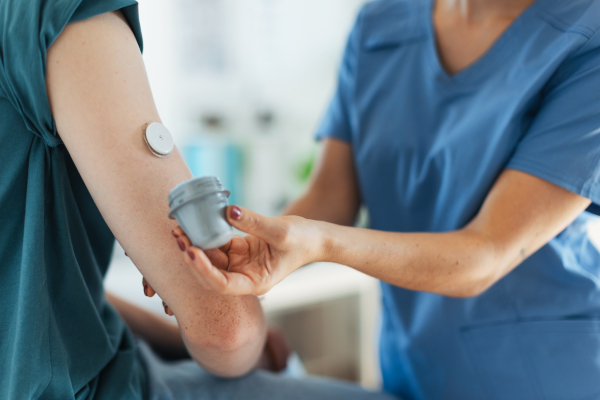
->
<box><xmin>140</xmin><ymin>0</ymin><xmax>368</xmax><ymax>214</ymax></box>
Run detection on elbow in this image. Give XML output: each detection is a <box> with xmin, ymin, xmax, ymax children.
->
<box><xmin>208</xmin><ymin>325</ymin><xmax>262</xmax><ymax>355</ymax></box>
<box><xmin>443</xmin><ymin>277</ymin><xmax>494</xmax><ymax>298</ymax></box>
<box><xmin>208</xmin><ymin>328</ymin><xmax>265</xmax><ymax>378</ymax></box>
<box><xmin>182</xmin><ymin>316</ymin><xmax>266</xmax><ymax>378</ymax></box>
<box><xmin>437</xmin><ymin>257</ymin><xmax>502</xmax><ymax>298</ymax></box>
<box><xmin>441</xmin><ymin>261</ymin><xmax>507</xmax><ymax>298</ymax></box>
<box><xmin>438</xmin><ymin>231</ymin><xmax>506</xmax><ymax>298</ymax></box>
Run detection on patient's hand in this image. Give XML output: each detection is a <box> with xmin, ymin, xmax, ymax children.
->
<box><xmin>176</xmin><ymin>206</ymin><xmax>322</xmax><ymax>296</ymax></box>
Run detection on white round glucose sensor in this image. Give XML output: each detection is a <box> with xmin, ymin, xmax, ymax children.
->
<box><xmin>144</xmin><ymin>122</ymin><xmax>174</xmax><ymax>158</ymax></box>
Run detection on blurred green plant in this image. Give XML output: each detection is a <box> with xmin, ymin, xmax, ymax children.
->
<box><xmin>296</xmin><ymin>150</ymin><xmax>316</xmax><ymax>184</ymax></box>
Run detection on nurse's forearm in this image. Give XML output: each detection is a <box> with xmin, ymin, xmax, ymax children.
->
<box><xmin>317</xmin><ymin>170</ymin><xmax>590</xmax><ymax>298</ymax></box>
<box><xmin>319</xmin><ymin>223</ymin><xmax>499</xmax><ymax>297</ymax></box>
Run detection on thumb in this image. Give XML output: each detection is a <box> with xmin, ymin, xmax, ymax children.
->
<box><xmin>227</xmin><ymin>205</ymin><xmax>283</xmax><ymax>243</ymax></box>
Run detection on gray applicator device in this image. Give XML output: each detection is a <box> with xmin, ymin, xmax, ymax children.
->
<box><xmin>168</xmin><ymin>176</ymin><xmax>234</xmax><ymax>250</ymax></box>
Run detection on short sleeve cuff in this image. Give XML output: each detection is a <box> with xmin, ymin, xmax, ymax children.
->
<box><xmin>507</xmin><ymin>158</ymin><xmax>600</xmax><ymax>210</ymax></box>
<box><xmin>315</xmin><ymin>129</ymin><xmax>352</xmax><ymax>143</ymax></box>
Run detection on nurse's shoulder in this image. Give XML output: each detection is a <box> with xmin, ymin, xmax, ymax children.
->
<box><xmin>538</xmin><ymin>0</ymin><xmax>600</xmax><ymax>91</ymax></box>
<box><xmin>357</xmin><ymin>0</ymin><xmax>428</xmax><ymax>51</ymax></box>
<box><xmin>538</xmin><ymin>0</ymin><xmax>600</xmax><ymax>38</ymax></box>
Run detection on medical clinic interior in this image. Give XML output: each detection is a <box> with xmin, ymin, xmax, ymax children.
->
<box><xmin>3</xmin><ymin>0</ymin><xmax>600</xmax><ymax>399</ymax></box>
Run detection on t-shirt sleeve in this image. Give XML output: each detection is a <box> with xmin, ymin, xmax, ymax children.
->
<box><xmin>314</xmin><ymin>10</ymin><xmax>364</xmax><ymax>143</ymax></box>
<box><xmin>0</xmin><ymin>0</ymin><xmax>142</xmax><ymax>148</ymax></box>
<box><xmin>506</xmin><ymin>33</ymin><xmax>600</xmax><ymax>208</ymax></box>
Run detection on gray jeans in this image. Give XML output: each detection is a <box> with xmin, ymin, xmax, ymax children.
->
<box><xmin>137</xmin><ymin>341</ymin><xmax>397</xmax><ymax>400</ymax></box>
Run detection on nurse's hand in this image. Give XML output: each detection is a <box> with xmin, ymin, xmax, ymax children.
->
<box><xmin>182</xmin><ymin>206</ymin><xmax>322</xmax><ymax>296</ymax></box>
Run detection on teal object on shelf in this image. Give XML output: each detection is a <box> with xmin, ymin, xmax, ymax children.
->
<box><xmin>183</xmin><ymin>140</ymin><xmax>244</xmax><ymax>206</ymax></box>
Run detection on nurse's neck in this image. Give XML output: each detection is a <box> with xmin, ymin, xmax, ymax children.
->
<box><xmin>433</xmin><ymin>0</ymin><xmax>537</xmax><ymax>75</ymax></box>
<box><xmin>439</xmin><ymin>0</ymin><xmax>537</xmax><ymax>22</ymax></box>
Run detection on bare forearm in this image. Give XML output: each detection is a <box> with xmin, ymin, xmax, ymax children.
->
<box><xmin>283</xmin><ymin>179</ymin><xmax>496</xmax><ymax>297</ymax></box>
<box><xmin>317</xmin><ymin>222</ymin><xmax>501</xmax><ymax>297</ymax></box>
<box><xmin>285</xmin><ymin>185</ymin><xmax>492</xmax><ymax>296</ymax></box>
<box><xmin>306</xmin><ymin>171</ymin><xmax>591</xmax><ymax>298</ymax></box>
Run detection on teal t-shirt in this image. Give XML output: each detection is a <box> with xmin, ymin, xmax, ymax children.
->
<box><xmin>0</xmin><ymin>1</ymin><xmax>148</xmax><ymax>399</ymax></box>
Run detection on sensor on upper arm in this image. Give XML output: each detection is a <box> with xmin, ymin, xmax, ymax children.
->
<box><xmin>144</xmin><ymin>122</ymin><xmax>174</xmax><ymax>158</ymax></box>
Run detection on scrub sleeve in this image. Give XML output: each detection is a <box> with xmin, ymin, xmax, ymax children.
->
<box><xmin>507</xmin><ymin>31</ymin><xmax>600</xmax><ymax>204</ymax></box>
<box><xmin>0</xmin><ymin>1</ymin><xmax>148</xmax><ymax>399</ymax></box>
<box><xmin>315</xmin><ymin>14</ymin><xmax>360</xmax><ymax>144</ymax></box>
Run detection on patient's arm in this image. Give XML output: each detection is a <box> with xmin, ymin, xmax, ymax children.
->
<box><xmin>46</xmin><ymin>11</ymin><xmax>265</xmax><ymax>377</ymax></box>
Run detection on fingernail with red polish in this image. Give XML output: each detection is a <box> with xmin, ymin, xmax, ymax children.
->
<box><xmin>177</xmin><ymin>238</ymin><xmax>185</xmax><ymax>251</ymax></box>
<box><xmin>164</xmin><ymin>304</ymin><xmax>169</xmax><ymax>314</ymax></box>
<box><xmin>143</xmin><ymin>284</ymin><xmax>148</xmax><ymax>296</ymax></box>
<box><xmin>230</xmin><ymin>206</ymin><xmax>242</xmax><ymax>221</ymax></box>
<box><xmin>172</xmin><ymin>230</ymin><xmax>179</xmax><ymax>238</ymax></box>
<box><xmin>187</xmin><ymin>248</ymin><xmax>195</xmax><ymax>260</ymax></box>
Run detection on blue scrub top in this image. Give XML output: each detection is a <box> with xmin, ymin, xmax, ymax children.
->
<box><xmin>317</xmin><ymin>0</ymin><xmax>600</xmax><ymax>399</ymax></box>
<box><xmin>0</xmin><ymin>1</ymin><xmax>147</xmax><ymax>399</ymax></box>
